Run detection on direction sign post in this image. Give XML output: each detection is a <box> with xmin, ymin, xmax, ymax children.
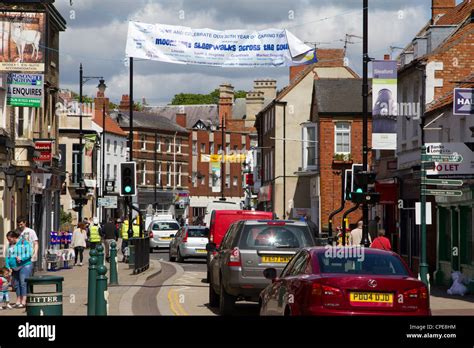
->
<box><xmin>422</xmin><ymin>189</ymin><xmax>463</xmax><ymax>197</ymax></box>
<box><xmin>424</xmin><ymin>179</ymin><xmax>463</xmax><ymax>186</ymax></box>
<box><xmin>422</xmin><ymin>154</ymin><xmax>463</xmax><ymax>163</ymax></box>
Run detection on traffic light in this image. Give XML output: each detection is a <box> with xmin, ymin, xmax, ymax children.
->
<box><xmin>351</xmin><ymin>191</ymin><xmax>380</xmax><ymax>204</ymax></box>
<box><xmin>344</xmin><ymin>169</ymin><xmax>352</xmax><ymax>201</ymax></box>
<box><xmin>120</xmin><ymin>162</ymin><xmax>137</xmax><ymax>196</ymax></box>
<box><xmin>351</xmin><ymin>164</ymin><xmax>364</xmax><ymax>194</ymax></box>
<box><xmin>351</xmin><ymin>164</ymin><xmax>378</xmax><ymax>204</ymax></box>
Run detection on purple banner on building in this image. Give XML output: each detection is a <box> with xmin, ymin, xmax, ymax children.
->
<box><xmin>453</xmin><ymin>88</ymin><xmax>474</xmax><ymax>115</ymax></box>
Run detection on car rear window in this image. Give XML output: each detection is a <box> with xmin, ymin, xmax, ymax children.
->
<box><xmin>239</xmin><ymin>224</ymin><xmax>314</xmax><ymax>250</ymax></box>
<box><xmin>317</xmin><ymin>252</ymin><xmax>409</xmax><ymax>276</ymax></box>
<box><xmin>187</xmin><ymin>228</ymin><xmax>209</xmax><ymax>238</ymax></box>
<box><xmin>152</xmin><ymin>222</ymin><xmax>179</xmax><ymax>230</ymax></box>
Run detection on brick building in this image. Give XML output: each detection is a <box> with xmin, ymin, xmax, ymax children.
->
<box><xmin>112</xmin><ymin>96</ymin><xmax>190</xmax><ymax>218</ymax></box>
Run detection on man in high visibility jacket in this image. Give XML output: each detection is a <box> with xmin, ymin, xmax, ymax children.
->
<box><xmin>132</xmin><ymin>222</ymin><xmax>140</xmax><ymax>238</ymax></box>
<box><xmin>89</xmin><ymin>218</ymin><xmax>102</xmax><ymax>249</ymax></box>
<box><xmin>121</xmin><ymin>219</ymin><xmax>129</xmax><ymax>262</ymax></box>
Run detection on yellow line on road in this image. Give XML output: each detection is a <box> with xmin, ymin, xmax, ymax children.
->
<box><xmin>167</xmin><ymin>289</ymin><xmax>189</xmax><ymax>316</ymax></box>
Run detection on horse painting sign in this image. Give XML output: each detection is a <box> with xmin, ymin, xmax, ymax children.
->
<box><xmin>0</xmin><ymin>12</ymin><xmax>46</xmax><ymax>72</ymax></box>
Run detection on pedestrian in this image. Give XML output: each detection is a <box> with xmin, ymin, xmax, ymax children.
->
<box><xmin>370</xmin><ymin>229</ymin><xmax>392</xmax><ymax>251</ymax></box>
<box><xmin>120</xmin><ymin>219</ymin><xmax>129</xmax><ymax>262</ymax></box>
<box><xmin>16</xmin><ymin>217</ymin><xmax>38</xmax><ymax>275</ymax></box>
<box><xmin>103</xmin><ymin>217</ymin><xmax>118</xmax><ymax>262</ymax></box>
<box><xmin>72</xmin><ymin>222</ymin><xmax>87</xmax><ymax>266</ymax></box>
<box><xmin>88</xmin><ymin>218</ymin><xmax>102</xmax><ymax>249</ymax></box>
<box><xmin>5</xmin><ymin>230</ymin><xmax>33</xmax><ymax>309</ymax></box>
<box><xmin>0</xmin><ymin>268</ymin><xmax>12</xmax><ymax>310</ymax></box>
<box><xmin>350</xmin><ymin>220</ymin><xmax>371</xmax><ymax>246</ymax></box>
<box><xmin>368</xmin><ymin>216</ymin><xmax>380</xmax><ymax>242</ymax></box>
<box><xmin>304</xmin><ymin>214</ymin><xmax>319</xmax><ymax>238</ymax></box>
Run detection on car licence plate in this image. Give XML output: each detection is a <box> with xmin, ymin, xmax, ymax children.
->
<box><xmin>350</xmin><ymin>292</ymin><xmax>393</xmax><ymax>307</ymax></box>
<box><xmin>159</xmin><ymin>237</ymin><xmax>172</xmax><ymax>240</ymax></box>
<box><xmin>261</xmin><ymin>255</ymin><xmax>292</xmax><ymax>263</ymax></box>
<box><xmin>196</xmin><ymin>249</ymin><xmax>207</xmax><ymax>253</ymax></box>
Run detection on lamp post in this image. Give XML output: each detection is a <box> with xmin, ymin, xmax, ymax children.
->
<box><xmin>78</xmin><ymin>63</ymin><xmax>104</xmax><ymax>223</ymax></box>
<box><xmin>97</xmin><ymin>79</ymin><xmax>107</xmax><ymax>223</ymax></box>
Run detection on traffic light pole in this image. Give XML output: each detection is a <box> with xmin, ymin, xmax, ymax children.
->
<box><xmin>128</xmin><ymin>57</ymin><xmax>134</xmax><ymax>238</ymax></box>
<box><xmin>420</xmin><ymin>150</ymin><xmax>429</xmax><ymax>286</ymax></box>
<box><xmin>361</xmin><ymin>0</ymin><xmax>371</xmax><ymax>247</ymax></box>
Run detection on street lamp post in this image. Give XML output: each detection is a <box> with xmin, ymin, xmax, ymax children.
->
<box><xmin>77</xmin><ymin>63</ymin><xmax>104</xmax><ymax>223</ymax></box>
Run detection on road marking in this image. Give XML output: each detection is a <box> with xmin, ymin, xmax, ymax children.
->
<box><xmin>167</xmin><ymin>289</ymin><xmax>189</xmax><ymax>316</ymax></box>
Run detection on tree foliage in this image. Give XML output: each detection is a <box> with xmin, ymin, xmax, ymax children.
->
<box><xmin>170</xmin><ymin>89</ymin><xmax>248</xmax><ymax>105</ymax></box>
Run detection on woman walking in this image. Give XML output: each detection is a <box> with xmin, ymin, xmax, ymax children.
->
<box><xmin>5</xmin><ymin>230</ymin><xmax>33</xmax><ymax>309</ymax></box>
<box><xmin>72</xmin><ymin>222</ymin><xmax>88</xmax><ymax>266</ymax></box>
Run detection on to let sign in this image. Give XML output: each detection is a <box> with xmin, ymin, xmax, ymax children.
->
<box><xmin>453</xmin><ymin>88</ymin><xmax>473</xmax><ymax>115</ymax></box>
<box><xmin>33</xmin><ymin>141</ymin><xmax>52</xmax><ymax>162</ymax></box>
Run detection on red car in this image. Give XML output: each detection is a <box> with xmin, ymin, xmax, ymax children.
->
<box><xmin>259</xmin><ymin>247</ymin><xmax>431</xmax><ymax>316</ymax></box>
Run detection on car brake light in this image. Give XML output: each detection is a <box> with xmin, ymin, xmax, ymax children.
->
<box><xmin>267</xmin><ymin>221</ymin><xmax>286</xmax><ymax>226</ymax></box>
<box><xmin>149</xmin><ymin>231</ymin><xmax>153</xmax><ymax>238</ymax></box>
<box><xmin>403</xmin><ymin>287</ymin><xmax>428</xmax><ymax>300</ymax></box>
<box><xmin>311</xmin><ymin>283</ymin><xmax>343</xmax><ymax>307</ymax></box>
<box><xmin>182</xmin><ymin>231</ymin><xmax>188</xmax><ymax>243</ymax></box>
<box><xmin>210</xmin><ymin>233</ymin><xmax>214</xmax><ymax>242</ymax></box>
<box><xmin>227</xmin><ymin>247</ymin><xmax>241</xmax><ymax>267</ymax></box>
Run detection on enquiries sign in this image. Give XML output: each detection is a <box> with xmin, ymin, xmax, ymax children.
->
<box><xmin>7</xmin><ymin>73</ymin><xmax>43</xmax><ymax>107</ymax></box>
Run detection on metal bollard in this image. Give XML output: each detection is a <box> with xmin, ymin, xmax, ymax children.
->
<box><xmin>109</xmin><ymin>241</ymin><xmax>118</xmax><ymax>286</ymax></box>
<box><xmin>87</xmin><ymin>250</ymin><xmax>98</xmax><ymax>316</ymax></box>
<box><xmin>95</xmin><ymin>265</ymin><xmax>108</xmax><ymax>316</ymax></box>
<box><xmin>96</xmin><ymin>244</ymin><xmax>104</xmax><ymax>266</ymax></box>
<box><xmin>128</xmin><ymin>239</ymin><xmax>135</xmax><ymax>270</ymax></box>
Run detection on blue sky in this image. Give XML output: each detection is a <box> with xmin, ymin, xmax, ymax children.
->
<box><xmin>53</xmin><ymin>0</ymin><xmax>451</xmax><ymax>105</ymax></box>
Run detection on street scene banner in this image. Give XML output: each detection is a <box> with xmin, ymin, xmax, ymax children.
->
<box><xmin>6</xmin><ymin>73</ymin><xmax>43</xmax><ymax>107</ymax></box>
<box><xmin>126</xmin><ymin>21</ymin><xmax>317</xmax><ymax>67</ymax></box>
<box><xmin>84</xmin><ymin>134</ymin><xmax>97</xmax><ymax>156</ymax></box>
<box><xmin>0</xmin><ymin>12</ymin><xmax>46</xmax><ymax>72</ymax></box>
<box><xmin>33</xmin><ymin>141</ymin><xmax>52</xmax><ymax>162</ymax></box>
<box><xmin>372</xmin><ymin>60</ymin><xmax>398</xmax><ymax>150</ymax></box>
<box><xmin>426</xmin><ymin>142</ymin><xmax>474</xmax><ymax>179</ymax></box>
<box><xmin>453</xmin><ymin>88</ymin><xmax>474</xmax><ymax>115</ymax></box>
<box><xmin>211</xmin><ymin>160</ymin><xmax>221</xmax><ymax>193</ymax></box>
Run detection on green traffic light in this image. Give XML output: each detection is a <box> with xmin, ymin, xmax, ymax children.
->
<box><xmin>356</xmin><ymin>188</ymin><xmax>363</xmax><ymax>193</ymax></box>
<box><xmin>125</xmin><ymin>186</ymin><xmax>132</xmax><ymax>193</ymax></box>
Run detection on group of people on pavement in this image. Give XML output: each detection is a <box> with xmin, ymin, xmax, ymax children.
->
<box><xmin>2</xmin><ymin>217</ymin><xmax>39</xmax><ymax>310</ymax></box>
<box><xmin>337</xmin><ymin>216</ymin><xmax>391</xmax><ymax>250</ymax></box>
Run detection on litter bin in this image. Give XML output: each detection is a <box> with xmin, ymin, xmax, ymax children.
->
<box><xmin>26</xmin><ymin>275</ymin><xmax>64</xmax><ymax>316</ymax></box>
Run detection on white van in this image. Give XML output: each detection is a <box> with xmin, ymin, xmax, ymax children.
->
<box><xmin>203</xmin><ymin>200</ymin><xmax>239</xmax><ymax>227</ymax></box>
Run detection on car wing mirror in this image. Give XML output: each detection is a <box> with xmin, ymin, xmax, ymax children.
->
<box><xmin>206</xmin><ymin>242</ymin><xmax>217</xmax><ymax>252</ymax></box>
<box><xmin>263</xmin><ymin>268</ymin><xmax>278</xmax><ymax>281</ymax></box>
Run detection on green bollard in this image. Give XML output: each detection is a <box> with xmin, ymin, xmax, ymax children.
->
<box><xmin>95</xmin><ymin>265</ymin><xmax>108</xmax><ymax>316</ymax></box>
<box><xmin>87</xmin><ymin>250</ymin><xmax>98</xmax><ymax>316</ymax></box>
<box><xmin>109</xmin><ymin>241</ymin><xmax>118</xmax><ymax>286</ymax></box>
<box><xmin>97</xmin><ymin>244</ymin><xmax>104</xmax><ymax>266</ymax></box>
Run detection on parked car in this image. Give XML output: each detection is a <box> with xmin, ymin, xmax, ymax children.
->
<box><xmin>259</xmin><ymin>247</ymin><xmax>431</xmax><ymax>316</ymax></box>
<box><xmin>205</xmin><ymin>210</ymin><xmax>275</xmax><ymax>281</ymax></box>
<box><xmin>169</xmin><ymin>226</ymin><xmax>209</xmax><ymax>262</ymax></box>
<box><xmin>207</xmin><ymin>220</ymin><xmax>316</xmax><ymax>315</ymax></box>
<box><xmin>148</xmin><ymin>217</ymin><xmax>180</xmax><ymax>252</ymax></box>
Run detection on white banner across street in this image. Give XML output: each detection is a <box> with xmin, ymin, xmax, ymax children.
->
<box><xmin>125</xmin><ymin>21</ymin><xmax>317</xmax><ymax>68</ymax></box>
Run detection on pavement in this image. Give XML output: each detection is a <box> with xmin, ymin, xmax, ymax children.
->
<box><xmin>0</xmin><ymin>248</ymin><xmax>161</xmax><ymax>316</ymax></box>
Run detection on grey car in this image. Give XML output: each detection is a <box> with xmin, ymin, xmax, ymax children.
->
<box><xmin>207</xmin><ymin>220</ymin><xmax>316</xmax><ymax>315</ymax></box>
<box><xmin>169</xmin><ymin>226</ymin><xmax>209</xmax><ymax>262</ymax></box>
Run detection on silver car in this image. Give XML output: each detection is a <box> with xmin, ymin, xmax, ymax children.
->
<box><xmin>207</xmin><ymin>220</ymin><xmax>316</xmax><ymax>315</ymax></box>
<box><xmin>169</xmin><ymin>226</ymin><xmax>209</xmax><ymax>262</ymax></box>
<box><xmin>148</xmin><ymin>219</ymin><xmax>180</xmax><ymax>252</ymax></box>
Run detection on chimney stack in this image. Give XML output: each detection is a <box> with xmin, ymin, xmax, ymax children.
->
<box><xmin>253</xmin><ymin>79</ymin><xmax>277</xmax><ymax>100</ymax></box>
<box><xmin>219</xmin><ymin>83</ymin><xmax>234</xmax><ymax>126</ymax></box>
<box><xmin>432</xmin><ymin>0</ymin><xmax>456</xmax><ymax>23</ymax></box>
<box><xmin>119</xmin><ymin>94</ymin><xmax>130</xmax><ymax>112</ymax></box>
<box><xmin>245</xmin><ymin>91</ymin><xmax>265</xmax><ymax>129</ymax></box>
<box><xmin>176</xmin><ymin>113</ymin><xmax>187</xmax><ymax>128</ymax></box>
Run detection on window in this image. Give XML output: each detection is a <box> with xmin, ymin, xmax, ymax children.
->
<box><xmin>72</xmin><ymin>144</ymin><xmax>82</xmax><ymax>184</ymax></box>
<box><xmin>106</xmin><ymin>164</ymin><xmax>110</xmax><ymax>180</ymax></box>
<box><xmin>202</xmin><ymin>174</ymin><xmax>206</xmax><ymax>186</ymax></box>
<box><xmin>226</xmin><ymin>174</ymin><xmax>230</xmax><ymax>188</ymax></box>
<box><xmin>226</xmin><ymin>143</ymin><xmax>230</xmax><ymax>154</ymax></box>
<box><xmin>114</xmin><ymin>141</ymin><xmax>117</xmax><ymax>154</ymax></box>
<box><xmin>177</xmin><ymin>164</ymin><xmax>182</xmax><ymax>187</ymax></box>
<box><xmin>192</xmin><ymin>172</ymin><xmax>197</xmax><ymax>187</ymax></box>
<box><xmin>166</xmin><ymin>163</ymin><xmax>171</xmax><ymax>186</ymax></box>
<box><xmin>141</xmin><ymin>135</ymin><xmax>146</xmax><ymax>150</ymax></box>
<box><xmin>234</xmin><ymin>145</ymin><xmax>238</xmax><ymax>152</ymax></box>
<box><xmin>210</xmin><ymin>142</ymin><xmax>214</xmax><ymax>154</ymax></box>
<box><xmin>218</xmin><ymin>144</ymin><xmax>223</xmax><ymax>154</ymax></box>
<box><xmin>157</xmin><ymin>163</ymin><xmax>162</xmax><ymax>186</ymax></box>
<box><xmin>192</xmin><ymin>141</ymin><xmax>197</xmax><ymax>155</ymax></box>
<box><xmin>233</xmin><ymin>176</ymin><xmax>238</xmax><ymax>187</ymax></box>
<box><xmin>113</xmin><ymin>164</ymin><xmax>117</xmax><ymax>180</ymax></box>
<box><xmin>177</xmin><ymin>138</ymin><xmax>181</xmax><ymax>153</ymax></box>
<box><xmin>166</xmin><ymin>138</ymin><xmax>171</xmax><ymax>153</ymax></box>
<box><xmin>18</xmin><ymin>107</ymin><xmax>24</xmax><ymax>137</ymax></box>
<box><xmin>201</xmin><ymin>143</ymin><xmax>206</xmax><ymax>154</ymax></box>
<box><xmin>156</xmin><ymin>136</ymin><xmax>161</xmax><ymax>152</ymax></box>
<box><xmin>107</xmin><ymin>139</ymin><xmax>111</xmax><ymax>153</ymax></box>
<box><xmin>335</xmin><ymin>122</ymin><xmax>351</xmax><ymax>154</ymax></box>
<box><xmin>302</xmin><ymin>124</ymin><xmax>317</xmax><ymax>169</ymax></box>
<box><xmin>141</xmin><ymin>162</ymin><xmax>146</xmax><ymax>185</ymax></box>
